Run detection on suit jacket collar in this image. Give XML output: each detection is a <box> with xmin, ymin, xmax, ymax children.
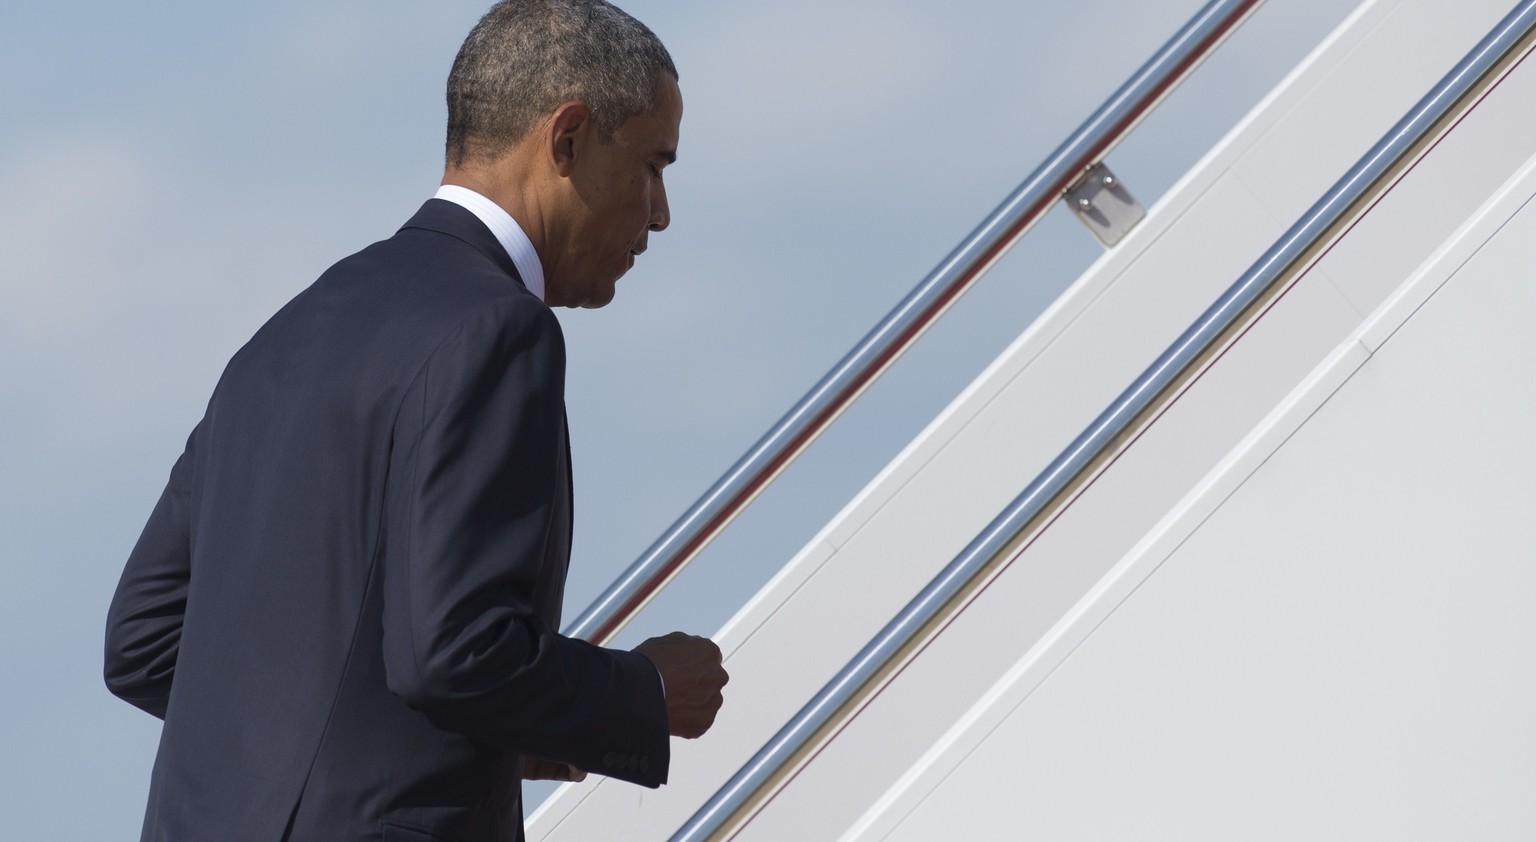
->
<box><xmin>400</xmin><ymin>199</ymin><xmax>526</xmax><ymax>290</ymax></box>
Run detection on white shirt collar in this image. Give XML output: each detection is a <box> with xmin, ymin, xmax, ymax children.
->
<box><xmin>432</xmin><ymin>184</ymin><xmax>546</xmax><ymax>302</ymax></box>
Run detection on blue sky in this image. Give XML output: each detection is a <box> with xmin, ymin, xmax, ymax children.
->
<box><xmin>0</xmin><ymin>0</ymin><xmax>1351</xmax><ymax>835</ymax></box>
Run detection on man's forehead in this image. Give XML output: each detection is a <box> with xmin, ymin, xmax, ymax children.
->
<box><xmin>657</xmin><ymin>76</ymin><xmax>683</xmax><ymax>126</ymax></box>
<box><xmin>627</xmin><ymin>77</ymin><xmax>682</xmax><ymax>155</ymax></box>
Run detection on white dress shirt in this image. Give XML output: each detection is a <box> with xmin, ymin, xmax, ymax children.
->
<box><xmin>432</xmin><ymin>184</ymin><xmax>546</xmax><ymax>302</ymax></box>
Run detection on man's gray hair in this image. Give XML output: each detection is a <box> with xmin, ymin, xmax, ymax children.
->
<box><xmin>446</xmin><ymin>0</ymin><xmax>677</xmax><ymax>166</ymax></box>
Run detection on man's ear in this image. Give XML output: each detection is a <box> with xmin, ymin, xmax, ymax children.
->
<box><xmin>546</xmin><ymin>101</ymin><xmax>591</xmax><ymax>178</ymax></box>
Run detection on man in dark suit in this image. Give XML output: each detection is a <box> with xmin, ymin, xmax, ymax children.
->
<box><xmin>103</xmin><ymin>2</ymin><xmax>727</xmax><ymax>839</ymax></box>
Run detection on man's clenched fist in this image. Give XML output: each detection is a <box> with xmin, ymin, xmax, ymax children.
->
<box><xmin>634</xmin><ymin>632</ymin><xmax>729</xmax><ymax>739</ymax></box>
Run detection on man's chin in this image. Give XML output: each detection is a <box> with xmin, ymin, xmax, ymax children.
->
<box><xmin>583</xmin><ymin>268</ymin><xmax>627</xmax><ymax>308</ymax></box>
<box><xmin>548</xmin><ymin>270</ymin><xmax>622</xmax><ymax>309</ymax></box>
<box><xmin>578</xmin><ymin>284</ymin><xmax>618</xmax><ymax>309</ymax></box>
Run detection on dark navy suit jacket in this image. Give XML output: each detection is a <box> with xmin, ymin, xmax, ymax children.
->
<box><xmin>105</xmin><ymin>200</ymin><xmax>669</xmax><ymax>842</ymax></box>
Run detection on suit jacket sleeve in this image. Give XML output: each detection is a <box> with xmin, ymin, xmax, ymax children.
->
<box><xmin>381</xmin><ymin>298</ymin><xmax>669</xmax><ymax>786</ymax></box>
<box><xmin>104</xmin><ymin>422</ymin><xmax>200</xmax><ymax>719</ymax></box>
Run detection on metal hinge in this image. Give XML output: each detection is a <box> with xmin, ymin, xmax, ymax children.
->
<box><xmin>1063</xmin><ymin>162</ymin><xmax>1145</xmax><ymax>248</ymax></box>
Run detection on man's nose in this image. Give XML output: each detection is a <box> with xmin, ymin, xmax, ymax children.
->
<box><xmin>649</xmin><ymin>181</ymin><xmax>670</xmax><ymax>232</ymax></box>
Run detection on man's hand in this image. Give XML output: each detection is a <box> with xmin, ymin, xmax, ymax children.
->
<box><xmin>523</xmin><ymin>757</ymin><xmax>587</xmax><ymax>782</ymax></box>
<box><xmin>634</xmin><ymin>632</ymin><xmax>729</xmax><ymax>739</ymax></box>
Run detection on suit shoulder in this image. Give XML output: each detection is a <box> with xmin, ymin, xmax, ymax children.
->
<box><xmin>431</xmin><ymin>290</ymin><xmax>564</xmax><ymax>362</ymax></box>
<box><xmin>334</xmin><ymin>228</ymin><xmax>533</xmax><ymax>302</ymax></box>
<box><xmin>220</xmin><ymin>225</ymin><xmax>559</xmax><ymax>408</ymax></box>
<box><xmin>303</xmin><ymin>225</ymin><xmax>553</xmax><ymax>336</ymax></box>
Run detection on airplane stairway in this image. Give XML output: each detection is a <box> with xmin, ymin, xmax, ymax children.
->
<box><xmin>531</xmin><ymin>0</ymin><xmax>1536</xmax><ymax>837</ymax></box>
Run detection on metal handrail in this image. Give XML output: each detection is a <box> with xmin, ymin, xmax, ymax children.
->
<box><xmin>672</xmin><ymin>1</ymin><xmax>1536</xmax><ymax>839</ymax></box>
<box><xmin>566</xmin><ymin>0</ymin><xmax>1267</xmax><ymax>646</ymax></box>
